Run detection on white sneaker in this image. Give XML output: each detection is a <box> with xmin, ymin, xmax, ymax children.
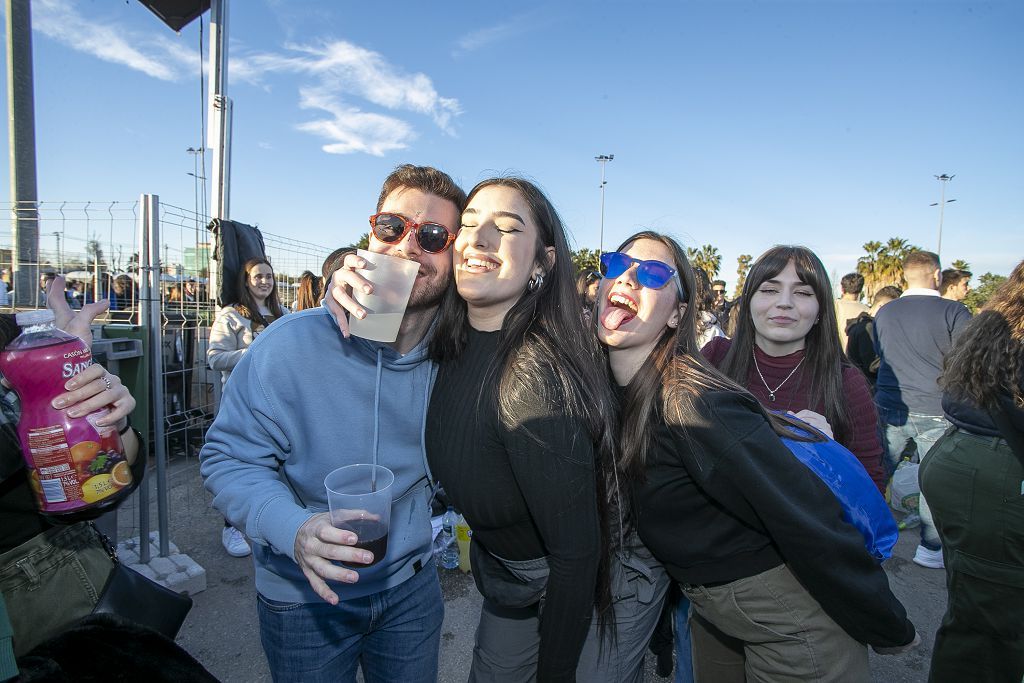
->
<box><xmin>222</xmin><ymin>526</ymin><xmax>251</xmax><ymax>557</ymax></box>
<box><xmin>912</xmin><ymin>545</ymin><xmax>944</xmax><ymax>569</ymax></box>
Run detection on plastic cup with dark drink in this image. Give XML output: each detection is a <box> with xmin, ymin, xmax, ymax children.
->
<box><xmin>324</xmin><ymin>464</ymin><xmax>394</xmax><ymax>568</ymax></box>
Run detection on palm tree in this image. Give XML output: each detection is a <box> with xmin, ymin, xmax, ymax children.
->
<box><xmin>686</xmin><ymin>244</ymin><xmax>722</xmax><ymax>281</ymax></box>
<box><xmin>951</xmin><ymin>259</ymin><xmax>971</xmax><ymax>271</ymax></box>
<box><xmin>857</xmin><ymin>240</ymin><xmax>884</xmax><ymax>300</ymax></box>
<box><xmin>734</xmin><ymin>254</ymin><xmax>752</xmax><ymax>298</ymax></box>
<box><xmin>882</xmin><ymin>238</ymin><xmax>918</xmax><ymax>288</ymax></box>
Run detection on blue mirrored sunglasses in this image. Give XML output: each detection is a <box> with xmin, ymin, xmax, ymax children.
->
<box><xmin>599</xmin><ymin>252</ymin><xmax>686</xmax><ymax>299</ymax></box>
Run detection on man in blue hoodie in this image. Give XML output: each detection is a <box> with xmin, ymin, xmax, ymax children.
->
<box><xmin>200</xmin><ymin>165</ymin><xmax>466</xmax><ymax>682</ymax></box>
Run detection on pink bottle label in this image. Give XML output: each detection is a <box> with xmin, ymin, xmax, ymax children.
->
<box><xmin>0</xmin><ymin>334</ymin><xmax>131</xmax><ymax>515</ymax></box>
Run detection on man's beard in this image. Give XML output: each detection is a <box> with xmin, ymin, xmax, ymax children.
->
<box><xmin>406</xmin><ymin>265</ymin><xmax>448</xmax><ymax>311</ymax></box>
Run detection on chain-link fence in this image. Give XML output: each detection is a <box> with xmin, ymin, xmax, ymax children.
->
<box><xmin>2</xmin><ymin>197</ymin><xmax>333</xmax><ymax>562</ymax></box>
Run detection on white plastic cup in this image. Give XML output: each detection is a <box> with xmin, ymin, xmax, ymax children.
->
<box><xmin>324</xmin><ymin>464</ymin><xmax>395</xmax><ymax>568</ymax></box>
<box><xmin>348</xmin><ymin>249</ymin><xmax>421</xmax><ymax>342</ymax></box>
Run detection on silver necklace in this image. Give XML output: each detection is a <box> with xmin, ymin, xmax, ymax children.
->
<box><xmin>752</xmin><ymin>349</ymin><xmax>804</xmax><ymax>402</ymax></box>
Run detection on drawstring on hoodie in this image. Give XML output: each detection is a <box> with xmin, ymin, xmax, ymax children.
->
<box><xmin>372</xmin><ymin>348</ymin><xmax>383</xmax><ymax>485</ymax></box>
<box><xmin>421</xmin><ymin>364</ymin><xmax>436</xmax><ymax>485</ymax></box>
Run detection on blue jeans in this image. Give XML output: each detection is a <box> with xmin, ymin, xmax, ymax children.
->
<box><xmin>257</xmin><ymin>560</ymin><xmax>444</xmax><ymax>683</ymax></box>
<box><xmin>674</xmin><ymin>595</ymin><xmax>695</xmax><ymax>683</ymax></box>
<box><xmin>878</xmin><ymin>408</ymin><xmax>949</xmax><ymax>551</ymax></box>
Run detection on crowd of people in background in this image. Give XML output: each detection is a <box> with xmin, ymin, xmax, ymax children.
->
<box><xmin>1</xmin><ymin>163</ymin><xmax>1019</xmax><ymax>683</ymax></box>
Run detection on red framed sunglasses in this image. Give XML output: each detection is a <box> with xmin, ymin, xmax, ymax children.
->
<box><xmin>368</xmin><ymin>212</ymin><xmax>456</xmax><ymax>254</ymax></box>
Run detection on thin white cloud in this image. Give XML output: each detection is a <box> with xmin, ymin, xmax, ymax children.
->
<box><xmin>32</xmin><ymin>0</ymin><xmax>199</xmax><ymax>81</ymax></box>
<box><xmin>234</xmin><ymin>41</ymin><xmax>460</xmax><ymax>155</ymax></box>
<box><xmin>296</xmin><ymin>86</ymin><xmax>414</xmax><ymax>157</ymax></box>
<box><xmin>453</xmin><ymin>11</ymin><xmax>546</xmax><ymax>57</ymax></box>
<box><xmin>30</xmin><ymin>2</ymin><xmax>460</xmax><ymax>157</ymax></box>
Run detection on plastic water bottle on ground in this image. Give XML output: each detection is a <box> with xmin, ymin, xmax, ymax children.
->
<box><xmin>440</xmin><ymin>506</ymin><xmax>460</xmax><ymax>569</ymax></box>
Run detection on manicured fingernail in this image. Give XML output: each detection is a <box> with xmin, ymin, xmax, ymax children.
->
<box><xmin>64</xmin><ymin>380</ymin><xmax>77</xmax><ymax>390</ymax></box>
<box><xmin>52</xmin><ymin>397</ymin><xmax>67</xmax><ymax>408</ymax></box>
<box><xmin>67</xmin><ymin>409</ymin><xmax>81</xmax><ymax>417</ymax></box>
<box><xmin>362</xmin><ymin>285</ymin><xmax>371</xmax><ymax>293</ymax></box>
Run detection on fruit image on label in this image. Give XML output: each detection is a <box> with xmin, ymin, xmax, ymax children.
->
<box><xmin>110</xmin><ymin>461</ymin><xmax>131</xmax><ymax>487</ymax></box>
<box><xmin>70</xmin><ymin>440</ymin><xmax>100</xmax><ymax>472</ymax></box>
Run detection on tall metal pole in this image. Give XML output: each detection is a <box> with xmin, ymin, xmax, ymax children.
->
<box><xmin>932</xmin><ymin>173</ymin><xmax>955</xmax><ymax>258</ymax></box>
<box><xmin>209</xmin><ymin>0</ymin><xmax>231</xmax><ymax>221</ymax></box>
<box><xmin>139</xmin><ymin>194</ymin><xmax>170</xmax><ymax>558</ymax></box>
<box><xmin>6</xmin><ymin>0</ymin><xmax>40</xmax><ymax>307</ymax></box>
<box><xmin>137</xmin><ymin>196</ymin><xmax>152</xmax><ymax>562</ymax></box>
<box><xmin>595</xmin><ymin>154</ymin><xmax>614</xmax><ymax>254</ymax></box>
<box><xmin>208</xmin><ymin>0</ymin><xmax>231</xmax><ymax>305</ymax></box>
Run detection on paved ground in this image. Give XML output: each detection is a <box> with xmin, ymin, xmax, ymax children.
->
<box><xmin>117</xmin><ymin>456</ymin><xmax>946</xmax><ymax>682</ymax></box>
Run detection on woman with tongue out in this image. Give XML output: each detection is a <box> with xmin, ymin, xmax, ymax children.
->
<box><xmin>596</xmin><ymin>231</ymin><xmax>917</xmax><ymax>682</ymax></box>
<box><xmin>425</xmin><ymin>178</ymin><xmax>621</xmax><ymax>682</ymax></box>
<box><xmin>702</xmin><ymin>246</ymin><xmax>887</xmax><ymax>494</ymax></box>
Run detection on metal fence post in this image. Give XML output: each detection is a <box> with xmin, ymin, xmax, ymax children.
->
<box><xmin>139</xmin><ymin>193</ymin><xmax>171</xmax><ymax>558</ymax></box>
<box><xmin>137</xmin><ymin>195</ymin><xmax>151</xmax><ymax>562</ymax></box>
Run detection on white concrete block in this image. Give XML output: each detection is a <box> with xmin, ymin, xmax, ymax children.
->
<box><xmin>149</xmin><ymin>556</ymin><xmax>177</xmax><ymax>577</ymax></box>
<box><xmin>115</xmin><ymin>537</ymin><xmax>206</xmax><ymax>595</ymax></box>
<box><xmin>129</xmin><ymin>562</ymin><xmax>158</xmax><ymax>580</ymax></box>
<box><xmin>164</xmin><ymin>564</ymin><xmax>207</xmax><ymax>596</ymax></box>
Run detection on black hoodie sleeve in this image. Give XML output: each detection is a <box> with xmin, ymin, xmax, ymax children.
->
<box><xmin>680</xmin><ymin>391</ymin><xmax>916</xmax><ymax>648</ymax></box>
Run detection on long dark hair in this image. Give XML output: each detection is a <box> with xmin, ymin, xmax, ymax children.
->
<box><xmin>234</xmin><ymin>257</ymin><xmax>286</xmax><ymax>329</ymax></box>
<box><xmin>717</xmin><ymin>245</ymin><xmax>853</xmax><ymax>444</ymax></box>
<box><xmin>430</xmin><ymin>176</ymin><xmax>617</xmax><ymax>621</ymax></box>
<box><xmin>294</xmin><ymin>270</ymin><xmax>322</xmax><ymax>311</ymax></box>
<box><xmin>942</xmin><ymin>259</ymin><xmax>1024</xmax><ymax>410</ymax></box>
<box><xmin>612</xmin><ymin>232</ymin><xmax>811</xmax><ymax>484</ymax></box>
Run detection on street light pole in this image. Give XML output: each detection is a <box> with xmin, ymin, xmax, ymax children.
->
<box><xmin>595</xmin><ymin>154</ymin><xmax>614</xmax><ymax>254</ymax></box>
<box><xmin>930</xmin><ymin>173</ymin><xmax>956</xmax><ymax>258</ymax></box>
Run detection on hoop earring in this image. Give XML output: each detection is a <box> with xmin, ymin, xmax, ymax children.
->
<box><xmin>528</xmin><ymin>273</ymin><xmax>544</xmax><ymax>292</ymax></box>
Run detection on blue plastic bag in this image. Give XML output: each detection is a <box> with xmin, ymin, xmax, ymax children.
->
<box><xmin>781</xmin><ymin>425</ymin><xmax>898</xmax><ymax>561</ymax></box>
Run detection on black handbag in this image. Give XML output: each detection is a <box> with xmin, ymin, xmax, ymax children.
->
<box><xmin>91</xmin><ymin>525</ymin><xmax>194</xmax><ymax>639</ymax></box>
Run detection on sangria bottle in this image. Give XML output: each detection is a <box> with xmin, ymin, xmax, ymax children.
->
<box><xmin>0</xmin><ymin>309</ymin><xmax>133</xmax><ymax>520</ymax></box>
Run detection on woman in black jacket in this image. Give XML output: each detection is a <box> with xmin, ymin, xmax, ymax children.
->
<box><xmin>920</xmin><ymin>259</ymin><xmax>1024</xmax><ymax>683</ymax></box>
<box><xmin>595</xmin><ymin>231</ymin><xmax>917</xmax><ymax>682</ymax></box>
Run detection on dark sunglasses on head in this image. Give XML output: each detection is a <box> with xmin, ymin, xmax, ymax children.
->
<box><xmin>600</xmin><ymin>252</ymin><xmax>686</xmax><ymax>299</ymax></box>
<box><xmin>369</xmin><ymin>212</ymin><xmax>456</xmax><ymax>254</ymax></box>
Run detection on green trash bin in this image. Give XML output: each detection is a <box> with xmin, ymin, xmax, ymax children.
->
<box><xmin>100</xmin><ymin>324</ymin><xmax>149</xmax><ymax>440</ymax></box>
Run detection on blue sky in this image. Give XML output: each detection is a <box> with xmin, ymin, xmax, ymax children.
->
<box><xmin>3</xmin><ymin>0</ymin><xmax>1022</xmax><ymax>288</ymax></box>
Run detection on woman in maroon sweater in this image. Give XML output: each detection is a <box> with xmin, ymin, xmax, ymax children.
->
<box><xmin>705</xmin><ymin>246</ymin><xmax>886</xmax><ymax>493</ymax></box>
